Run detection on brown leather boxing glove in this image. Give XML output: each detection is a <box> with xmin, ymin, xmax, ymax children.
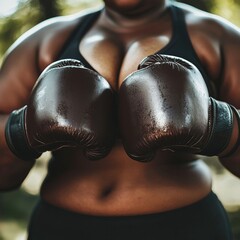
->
<box><xmin>5</xmin><ymin>59</ymin><xmax>116</xmax><ymax>161</ymax></box>
<box><xmin>119</xmin><ymin>54</ymin><xmax>236</xmax><ymax>161</ymax></box>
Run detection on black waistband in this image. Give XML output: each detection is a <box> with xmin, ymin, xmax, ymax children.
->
<box><xmin>27</xmin><ymin>191</ymin><xmax>233</xmax><ymax>240</ymax></box>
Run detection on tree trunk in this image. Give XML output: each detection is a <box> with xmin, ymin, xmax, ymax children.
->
<box><xmin>37</xmin><ymin>0</ymin><xmax>61</xmax><ymax>20</ymax></box>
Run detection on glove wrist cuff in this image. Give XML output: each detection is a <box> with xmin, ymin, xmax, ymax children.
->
<box><xmin>220</xmin><ymin>105</ymin><xmax>240</xmax><ymax>158</ymax></box>
<box><xmin>5</xmin><ymin>106</ymin><xmax>41</xmax><ymax>161</ymax></box>
<box><xmin>201</xmin><ymin>98</ymin><xmax>233</xmax><ymax>156</ymax></box>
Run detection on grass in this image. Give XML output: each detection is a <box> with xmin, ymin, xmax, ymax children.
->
<box><xmin>0</xmin><ymin>189</ymin><xmax>38</xmax><ymax>240</ymax></box>
<box><xmin>228</xmin><ymin>208</ymin><xmax>240</xmax><ymax>240</ymax></box>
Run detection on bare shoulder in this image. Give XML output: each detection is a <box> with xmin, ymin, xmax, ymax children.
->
<box><xmin>0</xmin><ymin>7</ymin><xmax>101</xmax><ymax>112</ymax></box>
<box><xmin>174</xmin><ymin>2</ymin><xmax>240</xmax><ymax>54</ymax></box>
<box><xmin>3</xmin><ymin>7</ymin><xmax>101</xmax><ymax>71</ymax></box>
<box><xmin>172</xmin><ymin>2</ymin><xmax>240</xmax><ymax>104</ymax></box>
<box><xmin>174</xmin><ymin>2</ymin><xmax>240</xmax><ymax>37</ymax></box>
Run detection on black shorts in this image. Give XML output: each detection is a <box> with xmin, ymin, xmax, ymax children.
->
<box><xmin>27</xmin><ymin>191</ymin><xmax>233</xmax><ymax>240</ymax></box>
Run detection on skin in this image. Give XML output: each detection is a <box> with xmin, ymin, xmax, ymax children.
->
<box><xmin>0</xmin><ymin>0</ymin><xmax>240</xmax><ymax>216</ymax></box>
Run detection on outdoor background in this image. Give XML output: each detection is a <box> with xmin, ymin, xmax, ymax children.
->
<box><xmin>0</xmin><ymin>0</ymin><xmax>240</xmax><ymax>239</ymax></box>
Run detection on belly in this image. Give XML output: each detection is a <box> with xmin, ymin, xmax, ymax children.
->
<box><xmin>40</xmin><ymin>142</ymin><xmax>212</xmax><ymax>216</ymax></box>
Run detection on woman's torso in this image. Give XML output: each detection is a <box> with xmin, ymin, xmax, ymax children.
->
<box><xmin>39</xmin><ymin>3</ymin><xmax>222</xmax><ymax>216</ymax></box>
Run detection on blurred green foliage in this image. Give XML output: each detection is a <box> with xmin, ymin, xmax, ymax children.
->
<box><xmin>0</xmin><ymin>189</ymin><xmax>38</xmax><ymax>225</ymax></box>
<box><xmin>229</xmin><ymin>209</ymin><xmax>240</xmax><ymax>240</ymax></box>
<box><xmin>0</xmin><ymin>0</ymin><xmax>102</xmax><ymax>61</ymax></box>
<box><xmin>0</xmin><ymin>190</ymin><xmax>38</xmax><ymax>240</ymax></box>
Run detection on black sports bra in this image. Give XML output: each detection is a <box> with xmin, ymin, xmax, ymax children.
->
<box><xmin>57</xmin><ymin>5</ymin><xmax>215</xmax><ymax>96</ymax></box>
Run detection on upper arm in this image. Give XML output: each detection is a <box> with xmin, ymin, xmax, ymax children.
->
<box><xmin>0</xmin><ymin>27</ymin><xmax>42</xmax><ymax>112</ymax></box>
<box><xmin>218</xmin><ymin>21</ymin><xmax>240</xmax><ymax>108</ymax></box>
<box><xmin>180</xmin><ymin>4</ymin><xmax>240</xmax><ymax>107</ymax></box>
<box><xmin>0</xmin><ymin>15</ymin><xmax>82</xmax><ymax>113</ymax></box>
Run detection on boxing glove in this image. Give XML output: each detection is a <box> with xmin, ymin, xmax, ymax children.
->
<box><xmin>5</xmin><ymin>59</ymin><xmax>116</xmax><ymax>161</ymax></box>
<box><xmin>119</xmin><ymin>54</ymin><xmax>236</xmax><ymax>161</ymax></box>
